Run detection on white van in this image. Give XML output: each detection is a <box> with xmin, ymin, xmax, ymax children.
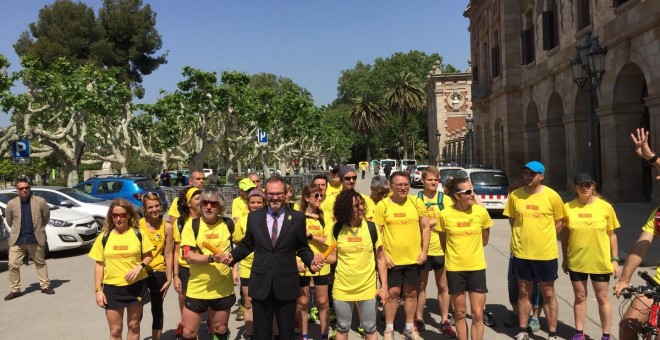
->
<box><xmin>400</xmin><ymin>159</ymin><xmax>417</xmax><ymax>172</ymax></box>
<box><xmin>378</xmin><ymin>159</ymin><xmax>398</xmax><ymax>177</ymax></box>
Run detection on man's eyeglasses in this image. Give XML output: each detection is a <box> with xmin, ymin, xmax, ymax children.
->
<box><xmin>267</xmin><ymin>192</ymin><xmax>284</xmax><ymax>198</ymax></box>
<box><xmin>456</xmin><ymin>189</ymin><xmax>476</xmax><ymax>195</ymax></box>
<box><xmin>343</xmin><ymin>176</ymin><xmax>357</xmax><ymax>181</ymax></box>
<box><xmin>309</xmin><ymin>193</ymin><xmax>324</xmax><ymax>199</ymax></box>
<box><xmin>16</xmin><ymin>186</ymin><xmax>30</xmax><ymax>191</ymax></box>
<box><xmin>111</xmin><ymin>213</ymin><xmax>128</xmax><ymax>219</ymax></box>
<box><xmin>201</xmin><ymin>200</ymin><xmax>220</xmax><ymax>208</ymax></box>
<box><xmin>393</xmin><ymin>183</ymin><xmax>410</xmax><ymax>188</ymax></box>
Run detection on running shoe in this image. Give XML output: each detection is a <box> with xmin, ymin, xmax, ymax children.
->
<box><xmin>329</xmin><ymin>308</ymin><xmax>337</xmax><ymax>323</ymax></box>
<box><xmin>548</xmin><ymin>336</ymin><xmax>559</xmax><ymax>340</ymax></box>
<box><xmin>413</xmin><ymin>319</ymin><xmax>425</xmax><ymax>332</ymax></box>
<box><xmin>309</xmin><ymin>306</ymin><xmax>319</xmax><ymax>322</ymax></box>
<box><xmin>483</xmin><ymin>310</ymin><xmax>496</xmax><ymax>327</ymax></box>
<box><xmin>236</xmin><ymin>305</ymin><xmax>245</xmax><ymax>321</ymax></box>
<box><xmin>383</xmin><ymin>329</ymin><xmax>395</xmax><ymax>340</ymax></box>
<box><xmin>174</xmin><ymin>321</ymin><xmax>183</xmax><ymax>338</ymax></box>
<box><xmin>402</xmin><ymin>327</ymin><xmax>422</xmax><ymax>340</ymax></box>
<box><xmin>504</xmin><ymin>313</ymin><xmax>518</xmax><ymax>328</ymax></box>
<box><xmin>600</xmin><ymin>336</ymin><xmax>611</xmax><ymax>340</ymax></box>
<box><xmin>528</xmin><ymin>317</ymin><xmax>540</xmax><ymax>332</ymax></box>
<box><xmin>448</xmin><ymin>312</ymin><xmax>456</xmax><ymax>326</ymax></box>
<box><xmin>570</xmin><ymin>333</ymin><xmax>585</xmax><ymax>340</ymax></box>
<box><xmin>440</xmin><ymin>320</ymin><xmax>456</xmax><ymax>338</ymax></box>
<box><xmin>357</xmin><ymin>326</ymin><xmax>365</xmax><ymax>338</ymax></box>
<box><xmin>328</xmin><ymin>328</ymin><xmax>337</xmax><ymax>340</ymax></box>
<box><xmin>514</xmin><ymin>331</ymin><xmax>530</xmax><ymax>340</ymax></box>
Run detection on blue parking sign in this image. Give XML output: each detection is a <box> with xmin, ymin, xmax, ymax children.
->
<box><xmin>257</xmin><ymin>129</ymin><xmax>268</xmax><ymax>146</ymax></box>
<box><xmin>12</xmin><ymin>140</ymin><xmax>30</xmax><ymax>158</ymax></box>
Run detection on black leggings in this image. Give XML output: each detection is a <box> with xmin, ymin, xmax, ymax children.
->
<box><xmin>146</xmin><ymin>271</ymin><xmax>167</xmax><ymax>330</ymax></box>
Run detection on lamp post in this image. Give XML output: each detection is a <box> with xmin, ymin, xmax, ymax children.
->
<box><xmin>465</xmin><ymin>114</ymin><xmax>474</xmax><ymax>166</ymax></box>
<box><xmin>569</xmin><ymin>33</ymin><xmax>607</xmax><ymax>183</ymax></box>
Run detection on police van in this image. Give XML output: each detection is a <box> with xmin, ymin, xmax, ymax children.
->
<box><xmin>455</xmin><ymin>168</ymin><xmax>509</xmax><ymax>213</ymax></box>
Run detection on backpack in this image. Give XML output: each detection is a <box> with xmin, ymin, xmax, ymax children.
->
<box><xmin>102</xmin><ymin>227</ymin><xmax>142</xmax><ymax>249</ymax></box>
<box><xmin>332</xmin><ymin>220</ymin><xmax>378</xmax><ymax>268</ymax></box>
<box><xmin>417</xmin><ymin>191</ymin><xmax>444</xmax><ymax>210</ymax></box>
<box><xmin>189</xmin><ymin>216</ymin><xmax>235</xmax><ymax>252</ymax></box>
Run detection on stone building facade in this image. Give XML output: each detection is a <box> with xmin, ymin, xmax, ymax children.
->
<box><xmin>426</xmin><ymin>61</ymin><xmax>474</xmax><ymax>166</ymax></box>
<box><xmin>464</xmin><ymin>0</ymin><xmax>660</xmax><ymax>202</ymax></box>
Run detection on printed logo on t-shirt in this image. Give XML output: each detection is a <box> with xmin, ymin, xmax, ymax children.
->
<box><xmin>457</xmin><ymin>221</ymin><xmax>471</xmax><ymax>228</ymax></box>
<box><xmin>394</xmin><ymin>213</ymin><xmax>406</xmax><ymax>217</ymax></box>
<box><xmin>578</xmin><ymin>213</ymin><xmax>592</xmax><ymax>219</ymax></box>
<box><xmin>114</xmin><ymin>245</ymin><xmax>128</xmax><ymax>250</ymax></box>
<box><xmin>526</xmin><ymin>205</ymin><xmax>539</xmax><ymax>210</ymax></box>
<box><xmin>206</xmin><ymin>233</ymin><xmax>220</xmax><ymax>239</ymax></box>
<box><xmin>348</xmin><ymin>236</ymin><xmax>362</xmax><ymax>242</ymax></box>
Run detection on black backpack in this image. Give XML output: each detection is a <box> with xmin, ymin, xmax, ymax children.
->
<box><xmin>102</xmin><ymin>227</ymin><xmax>142</xmax><ymax>249</ymax></box>
<box><xmin>182</xmin><ymin>216</ymin><xmax>235</xmax><ymax>252</ymax></box>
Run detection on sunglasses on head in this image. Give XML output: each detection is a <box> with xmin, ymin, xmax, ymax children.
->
<box><xmin>201</xmin><ymin>200</ymin><xmax>220</xmax><ymax>208</ymax></box>
<box><xmin>111</xmin><ymin>213</ymin><xmax>128</xmax><ymax>219</ymax></box>
<box><xmin>456</xmin><ymin>189</ymin><xmax>475</xmax><ymax>195</ymax></box>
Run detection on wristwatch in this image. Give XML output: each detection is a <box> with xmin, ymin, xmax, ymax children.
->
<box><xmin>648</xmin><ymin>152</ymin><xmax>659</xmax><ymax>164</ymax></box>
<box><xmin>208</xmin><ymin>255</ymin><xmax>214</xmax><ymax>263</ymax></box>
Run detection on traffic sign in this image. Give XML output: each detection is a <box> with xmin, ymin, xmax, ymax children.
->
<box><xmin>257</xmin><ymin>129</ymin><xmax>268</xmax><ymax>146</ymax></box>
<box><xmin>12</xmin><ymin>140</ymin><xmax>30</xmax><ymax>159</ymax></box>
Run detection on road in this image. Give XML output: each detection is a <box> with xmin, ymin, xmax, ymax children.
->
<box><xmin>0</xmin><ymin>172</ymin><xmax>648</xmax><ymax>339</ymax></box>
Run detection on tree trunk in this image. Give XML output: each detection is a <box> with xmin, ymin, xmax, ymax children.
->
<box><xmin>402</xmin><ymin>110</ymin><xmax>409</xmax><ymax>159</ymax></box>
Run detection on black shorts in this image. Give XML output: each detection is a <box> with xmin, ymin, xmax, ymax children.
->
<box><xmin>512</xmin><ymin>257</ymin><xmax>558</xmax><ymax>282</ymax></box>
<box><xmin>422</xmin><ymin>255</ymin><xmax>445</xmax><ymax>271</ymax></box>
<box><xmin>240</xmin><ymin>277</ymin><xmax>250</xmax><ymax>287</ymax></box>
<box><xmin>446</xmin><ymin>270</ymin><xmax>488</xmax><ymax>295</ymax></box>
<box><xmin>299</xmin><ymin>274</ymin><xmax>330</xmax><ymax>287</ymax></box>
<box><xmin>185</xmin><ymin>294</ymin><xmax>237</xmax><ymax>313</ymax></box>
<box><xmin>103</xmin><ymin>280</ymin><xmax>151</xmax><ymax>309</ymax></box>
<box><xmin>569</xmin><ymin>270</ymin><xmax>610</xmax><ymax>282</ymax></box>
<box><xmin>387</xmin><ymin>264</ymin><xmax>421</xmax><ymax>287</ymax></box>
<box><xmin>178</xmin><ymin>265</ymin><xmax>190</xmax><ymax>293</ymax></box>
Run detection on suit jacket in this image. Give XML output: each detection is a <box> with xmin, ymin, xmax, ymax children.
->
<box><xmin>6</xmin><ymin>195</ymin><xmax>51</xmax><ymax>246</ymax></box>
<box><xmin>231</xmin><ymin>206</ymin><xmax>314</xmax><ymax>301</ymax></box>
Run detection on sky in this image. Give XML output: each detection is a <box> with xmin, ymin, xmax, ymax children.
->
<box><xmin>0</xmin><ymin>0</ymin><xmax>471</xmax><ymax>126</ymax></box>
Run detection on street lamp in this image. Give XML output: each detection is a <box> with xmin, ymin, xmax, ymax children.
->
<box><xmin>569</xmin><ymin>33</ymin><xmax>607</xmax><ymax>183</ymax></box>
<box><xmin>465</xmin><ymin>114</ymin><xmax>474</xmax><ymax>166</ymax></box>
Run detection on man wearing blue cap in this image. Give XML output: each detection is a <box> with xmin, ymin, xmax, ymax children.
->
<box><xmin>504</xmin><ymin>161</ymin><xmax>565</xmax><ymax>340</ymax></box>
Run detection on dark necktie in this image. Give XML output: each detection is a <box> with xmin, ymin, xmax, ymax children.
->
<box><xmin>271</xmin><ymin>212</ymin><xmax>279</xmax><ymax>245</ymax></box>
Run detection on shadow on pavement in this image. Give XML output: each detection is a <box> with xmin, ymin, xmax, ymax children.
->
<box><xmin>24</xmin><ymin>278</ymin><xmax>71</xmax><ymax>294</ymax></box>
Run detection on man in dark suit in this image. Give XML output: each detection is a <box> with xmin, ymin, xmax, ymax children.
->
<box><xmin>224</xmin><ymin>176</ymin><xmax>321</xmax><ymax>339</ymax></box>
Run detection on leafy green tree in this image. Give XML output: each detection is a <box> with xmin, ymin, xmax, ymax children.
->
<box><xmin>348</xmin><ymin>95</ymin><xmax>386</xmax><ymax>161</ymax></box>
<box><xmin>384</xmin><ymin>71</ymin><xmax>425</xmax><ymax>159</ymax></box>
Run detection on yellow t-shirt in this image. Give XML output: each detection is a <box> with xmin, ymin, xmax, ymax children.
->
<box><xmin>171</xmin><ymin>216</ymin><xmax>190</xmax><ymax>268</ymax></box>
<box><xmin>325</xmin><ymin>183</ymin><xmax>342</xmax><ymax>198</ymax></box>
<box><xmin>139</xmin><ymin>218</ymin><xmax>167</xmax><ymax>272</ymax></box>
<box><xmin>168</xmin><ymin>197</ymin><xmax>180</xmax><ymax>219</ymax></box>
<box><xmin>231</xmin><ymin>197</ymin><xmax>249</xmax><ymax>220</ymax></box>
<box><xmin>564</xmin><ymin>197</ymin><xmax>620</xmax><ymax>274</ymax></box>
<box><xmin>374</xmin><ymin>196</ymin><xmax>428</xmax><ymax>265</ymax></box>
<box><xmin>419</xmin><ymin>192</ymin><xmax>454</xmax><ymax>257</ymax></box>
<box><xmin>437</xmin><ymin>205</ymin><xmax>493</xmax><ymax>271</ymax></box>
<box><xmin>180</xmin><ymin>218</ymin><xmax>234</xmax><ymax>299</ymax></box>
<box><xmin>327</xmin><ymin>220</ymin><xmax>382</xmax><ymax>301</ymax></box>
<box><xmin>321</xmin><ymin>192</ymin><xmax>375</xmax><ymax>224</ymax></box>
<box><xmin>233</xmin><ymin>215</ymin><xmax>254</xmax><ymax>279</ymax></box>
<box><xmin>300</xmin><ymin>215</ymin><xmax>331</xmax><ymax>276</ymax></box>
<box><xmin>88</xmin><ymin>228</ymin><xmax>155</xmax><ymax>286</ymax></box>
<box><xmin>504</xmin><ymin>186</ymin><xmax>565</xmax><ymax>260</ymax></box>
<box><xmin>640</xmin><ymin>208</ymin><xmax>660</xmax><ymax>284</ymax></box>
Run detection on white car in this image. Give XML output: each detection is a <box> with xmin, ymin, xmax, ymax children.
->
<box><xmin>455</xmin><ymin>168</ymin><xmax>510</xmax><ymax>213</ymax></box>
<box><xmin>411</xmin><ymin>165</ymin><xmax>429</xmax><ymax>187</ymax></box>
<box><xmin>0</xmin><ymin>193</ymin><xmax>99</xmax><ymax>253</ymax></box>
<box><xmin>29</xmin><ymin>186</ymin><xmax>111</xmax><ymax>232</ymax></box>
<box><xmin>0</xmin><ymin>219</ymin><xmax>9</xmax><ymax>255</ymax></box>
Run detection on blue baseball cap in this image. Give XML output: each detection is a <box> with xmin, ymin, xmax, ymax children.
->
<box><xmin>523</xmin><ymin>161</ymin><xmax>545</xmax><ymax>174</ymax></box>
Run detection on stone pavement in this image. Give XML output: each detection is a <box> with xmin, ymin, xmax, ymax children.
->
<box><xmin>0</xmin><ymin>172</ymin><xmax>659</xmax><ymax>339</ymax></box>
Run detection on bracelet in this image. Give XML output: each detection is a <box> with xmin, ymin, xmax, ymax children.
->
<box><xmin>94</xmin><ymin>287</ymin><xmax>102</xmax><ymax>292</ymax></box>
<box><xmin>208</xmin><ymin>255</ymin><xmax>214</xmax><ymax>263</ymax></box>
<box><xmin>648</xmin><ymin>152</ymin><xmax>659</xmax><ymax>164</ymax></box>
<box><xmin>173</xmin><ymin>273</ymin><xmax>179</xmax><ymax>276</ymax></box>
<box><xmin>140</xmin><ymin>262</ymin><xmax>146</xmax><ymax>270</ymax></box>
<box><xmin>612</xmin><ymin>257</ymin><xmax>621</xmax><ymax>262</ymax></box>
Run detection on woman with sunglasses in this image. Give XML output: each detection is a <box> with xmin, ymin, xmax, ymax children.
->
<box><xmin>171</xmin><ymin>187</ymin><xmax>202</xmax><ymax>337</ymax></box>
<box><xmin>415</xmin><ymin>166</ymin><xmax>456</xmax><ymax>337</ymax></box>
<box><xmin>321</xmin><ymin>189</ymin><xmax>382</xmax><ymax>340</ymax></box>
<box><xmin>88</xmin><ymin>199</ymin><xmax>154</xmax><ymax>340</ymax></box>
<box><xmin>232</xmin><ymin>189</ymin><xmax>267</xmax><ymax>340</ymax></box>
<box><xmin>137</xmin><ymin>193</ymin><xmax>173</xmax><ymax>340</ymax></box>
<box><xmin>296</xmin><ymin>184</ymin><xmax>331</xmax><ymax>340</ymax></box>
<box><xmin>561</xmin><ymin>173</ymin><xmax>620</xmax><ymax>340</ymax></box>
<box><xmin>438</xmin><ymin>177</ymin><xmax>493</xmax><ymax>340</ymax></box>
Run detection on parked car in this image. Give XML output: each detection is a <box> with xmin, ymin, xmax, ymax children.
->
<box><xmin>0</xmin><ymin>192</ymin><xmax>99</xmax><ymax>253</ymax></box>
<box><xmin>438</xmin><ymin>166</ymin><xmax>464</xmax><ymax>186</ymax></box>
<box><xmin>0</xmin><ymin>218</ymin><xmax>9</xmax><ymax>256</ymax></box>
<box><xmin>455</xmin><ymin>168</ymin><xmax>510</xmax><ymax>213</ymax></box>
<box><xmin>411</xmin><ymin>165</ymin><xmax>429</xmax><ymax>187</ymax></box>
<box><xmin>28</xmin><ymin>186</ymin><xmax>111</xmax><ymax>232</ymax></box>
<box><xmin>378</xmin><ymin>159</ymin><xmax>398</xmax><ymax>177</ymax></box>
<box><xmin>400</xmin><ymin>159</ymin><xmax>417</xmax><ymax>172</ymax></box>
<box><xmin>73</xmin><ymin>174</ymin><xmax>168</xmax><ymax>210</ymax></box>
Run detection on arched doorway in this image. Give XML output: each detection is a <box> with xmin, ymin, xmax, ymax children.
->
<box><xmin>544</xmin><ymin>93</ymin><xmax>567</xmax><ymax>190</ymax></box>
<box><xmin>524</xmin><ymin>102</ymin><xmax>541</xmax><ymax>161</ymax></box>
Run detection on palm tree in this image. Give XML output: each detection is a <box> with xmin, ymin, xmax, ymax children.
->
<box><xmin>384</xmin><ymin>71</ymin><xmax>425</xmax><ymax>159</ymax></box>
<box><xmin>348</xmin><ymin>95</ymin><xmax>387</xmax><ymax>161</ymax></box>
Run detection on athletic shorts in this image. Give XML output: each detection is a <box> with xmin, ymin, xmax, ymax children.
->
<box><xmin>512</xmin><ymin>257</ymin><xmax>558</xmax><ymax>282</ymax></box>
<box><xmin>185</xmin><ymin>294</ymin><xmax>236</xmax><ymax>313</ymax></box>
<box><xmin>387</xmin><ymin>264</ymin><xmax>421</xmax><ymax>287</ymax></box>
<box><xmin>568</xmin><ymin>270</ymin><xmax>610</xmax><ymax>282</ymax></box>
<box><xmin>422</xmin><ymin>255</ymin><xmax>445</xmax><ymax>271</ymax></box>
<box><xmin>178</xmin><ymin>265</ymin><xmax>191</xmax><ymax>293</ymax></box>
<box><xmin>103</xmin><ymin>280</ymin><xmax>150</xmax><ymax>309</ymax></box>
<box><xmin>446</xmin><ymin>270</ymin><xmax>488</xmax><ymax>295</ymax></box>
<box><xmin>300</xmin><ymin>274</ymin><xmax>330</xmax><ymax>287</ymax></box>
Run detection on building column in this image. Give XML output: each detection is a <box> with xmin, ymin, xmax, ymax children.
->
<box><xmin>646</xmin><ymin>94</ymin><xmax>660</xmax><ymax>204</ymax></box>
<box><xmin>562</xmin><ymin>113</ymin><xmax>589</xmax><ymax>190</ymax></box>
<box><xmin>538</xmin><ymin>119</ymin><xmax>568</xmax><ymax>191</ymax></box>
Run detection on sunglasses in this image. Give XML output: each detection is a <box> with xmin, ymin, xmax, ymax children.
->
<box><xmin>111</xmin><ymin>213</ymin><xmax>128</xmax><ymax>219</ymax></box>
<box><xmin>309</xmin><ymin>193</ymin><xmax>324</xmax><ymax>199</ymax></box>
<box><xmin>576</xmin><ymin>183</ymin><xmax>593</xmax><ymax>188</ymax></box>
<box><xmin>201</xmin><ymin>200</ymin><xmax>220</xmax><ymax>208</ymax></box>
<box><xmin>17</xmin><ymin>186</ymin><xmax>30</xmax><ymax>191</ymax></box>
<box><xmin>343</xmin><ymin>176</ymin><xmax>357</xmax><ymax>181</ymax></box>
<box><xmin>456</xmin><ymin>189</ymin><xmax>476</xmax><ymax>195</ymax></box>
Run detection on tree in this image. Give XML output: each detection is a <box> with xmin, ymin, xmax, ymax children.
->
<box><xmin>384</xmin><ymin>71</ymin><xmax>425</xmax><ymax>159</ymax></box>
<box><xmin>348</xmin><ymin>95</ymin><xmax>386</xmax><ymax>161</ymax></box>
